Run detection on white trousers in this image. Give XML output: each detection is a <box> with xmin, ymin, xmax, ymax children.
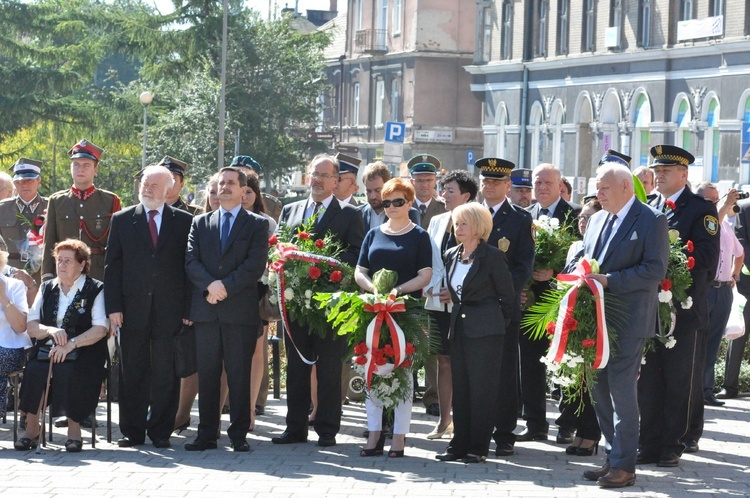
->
<box><xmin>365</xmin><ymin>375</ymin><xmax>413</xmax><ymax>435</ymax></box>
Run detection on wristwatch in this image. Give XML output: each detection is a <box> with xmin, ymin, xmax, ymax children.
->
<box><xmin>70</xmin><ymin>337</ymin><xmax>77</xmax><ymax>349</ymax></box>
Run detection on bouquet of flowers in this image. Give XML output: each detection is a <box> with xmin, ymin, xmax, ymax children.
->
<box><xmin>315</xmin><ymin>269</ymin><xmax>433</xmax><ymax>411</ymax></box>
<box><xmin>14</xmin><ymin>211</ymin><xmax>46</xmax><ymax>273</ymax></box>
<box><xmin>522</xmin><ymin>257</ymin><xmax>622</xmax><ymax>410</ymax></box>
<box><xmin>532</xmin><ymin>215</ymin><xmax>579</xmax><ymax>272</ymax></box>
<box><xmin>267</xmin><ymin>217</ymin><xmax>355</xmax><ymax>339</ymax></box>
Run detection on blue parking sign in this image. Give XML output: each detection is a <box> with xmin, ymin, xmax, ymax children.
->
<box><xmin>385</xmin><ymin>122</ymin><xmax>405</xmax><ymax>143</ymax></box>
<box><xmin>466</xmin><ymin>150</ymin><xmax>474</xmax><ymax>165</ymax></box>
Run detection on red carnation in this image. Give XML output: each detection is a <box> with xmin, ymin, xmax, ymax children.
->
<box><xmin>686</xmin><ymin>256</ymin><xmax>695</xmax><ymax>270</ymax></box>
<box><xmin>582</xmin><ymin>339</ymin><xmax>596</xmax><ymax>348</ymax></box>
<box><xmin>353</xmin><ymin>342</ymin><xmax>368</xmax><ymax>355</ymax></box>
<box><xmin>268</xmin><ymin>235</ymin><xmax>278</xmax><ymax>246</ymax></box>
<box><xmin>375</xmin><ymin>356</ymin><xmax>387</xmax><ymax>366</ymax></box>
<box><xmin>383</xmin><ymin>344</ymin><xmax>395</xmax><ymax>357</ymax></box>
<box><xmin>308</xmin><ymin>266</ymin><xmax>322</xmax><ymax>279</ymax></box>
<box><xmin>329</xmin><ymin>270</ymin><xmax>343</xmax><ymax>283</ymax></box>
<box><xmin>354</xmin><ymin>355</ymin><xmax>367</xmax><ymax>365</ymax></box>
<box><xmin>298</xmin><ymin>231</ymin><xmax>310</xmax><ymax>239</ymax></box>
<box><xmin>400</xmin><ymin>359</ymin><xmax>413</xmax><ymax>368</ymax></box>
<box><xmin>33</xmin><ymin>216</ymin><xmax>45</xmax><ymax>227</ymax></box>
<box><xmin>405</xmin><ymin>343</ymin><xmax>416</xmax><ymax>356</ymax></box>
<box><xmin>546</xmin><ymin>322</ymin><xmax>556</xmax><ymax>335</ymax></box>
<box><xmin>314</xmin><ymin>239</ymin><xmax>325</xmax><ymax>249</ymax></box>
<box><xmin>665</xmin><ymin>200</ymin><xmax>676</xmax><ymax>210</ymax></box>
<box><xmin>661</xmin><ymin>279</ymin><xmax>672</xmax><ymax>291</ymax></box>
<box><xmin>563</xmin><ymin>317</ymin><xmax>578</xmax><ymax>332</ymax></box>
<box><xmin>686</xmin><ymin>240</ymin><xmax>694</xmax><ymax>253</ymax></box>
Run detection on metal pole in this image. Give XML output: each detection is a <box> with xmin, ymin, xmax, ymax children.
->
<box><xmin>142</xmin><ymin>105</ymin><xmax>148</xmax><ymax>170</ymax></box>
<box><xmin>218</xmin><ymin>0</ymin><xmax>229</xmax><ymax>170</ymax></box>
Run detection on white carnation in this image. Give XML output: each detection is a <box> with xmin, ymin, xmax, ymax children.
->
<box><xmin>641</xmin><ymin>356</ymin><xmax>647</xmax><ymax>365</ymax></box>
<box><xmin>261</xmin><ymin>274</ymin><xmax>269</xmax><ymax>285</ymax></box>
<box><xmin>268</xmin><ymin>271</ymin><xmax>277</xmax><ymax>284</ymax></box>
<box><xmin>284</xmin><ymin>288</ymin><xmax>294</xmax><ymax>301</ymax></box>
<box><xmin>304</xmin><ymin>289</ymin><xmax>313</xmax><ymax>299</ymax></box>
<box><xmin>658</xmin><ymin>290</ymin><xmax>673</xmax><ymax>303</ymax></box>
<box><xmin>665</xmin><ymin>337</ymin><xmax>677</xmax><ymax>349</ymax></box>
<box><xmin>268</xmin><ymin>294</ymin><xmax>278</xmax><ymax>305</ymax></box>
<box><xmin>681</xmin><ymin>297</ymin><xmax>693</xmax><ymax>309</ymax></box>
<box><xmin>549</xmin><ymin>218</ymin><xmax>560</xmax><ymax>229</ymax></box>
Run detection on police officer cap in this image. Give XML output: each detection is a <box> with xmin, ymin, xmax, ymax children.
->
<box><xmin>407</xmin><ymin>154</ymin><xmax>440</xmax><ymax>175</ymax></box>
<box><xmin>510</xmin><ymin>168</ymin><xmax>532</xmax><ymax>188</ymax></box>
<box><xmin>230</xmin><ymin>155</ymin><xmax>262</xmax><ymax>172</ymax></box>
<box><xmin>477</xmin><ymin>157</ymin><xmax>515</xmax><ymax>180</ymax></box>
<box><xmin>334</xmin><ymin>153</ymin><xmax>361</xmax><ymax>175</ymax></box>
<box><xmin>11</xmin><ymin>158</ymin><xmax>43</xmax><ymax>180</ymax></box>
<box><xmin>598</xmin><ymin>149</ymin><xmax>631</xmax><ymax>167</ymax></box>
<box><xmin>649</xmin><ymin>145</ymin><xmax>694</xmax><ymax>168</ymax></box>
<box><xmin>69</xmin><ymin>139</ymin><xmax>103</xmax><ymax>162</ymax></box>
<box><xmin>157</xmin><ymin>156</ymin><xmax>188</xmax><ymax>177</ymax></box>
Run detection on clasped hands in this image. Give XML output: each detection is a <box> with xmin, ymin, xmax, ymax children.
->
<box><xmin>206</xmin><ymin>280</ymin><xmax>227</xmax><ymax>304</ymax></box>
<box><xmin>47</xmin><ymin>327</ymin><xmax>75</xmax><ymax>363</ymax></box>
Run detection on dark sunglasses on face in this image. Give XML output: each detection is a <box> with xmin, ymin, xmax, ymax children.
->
<box><xmin>382</xmin><ymin>198</ymin><xmax>407</xmax><ymax>208</ymax></box>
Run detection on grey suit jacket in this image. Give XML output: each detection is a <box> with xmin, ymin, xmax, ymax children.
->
<box><xmin>581</xmin><ymin>198</ymin><xmax>669</xmax><ymax>339</ymax></box>
<box><xmin>417</xmin><ymin>197</ymin><xmax>447</xmax><ymax>230</ymax></box>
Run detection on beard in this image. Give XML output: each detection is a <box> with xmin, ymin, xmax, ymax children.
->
<box><xmin>139</xmin><ymin>193</ymin><xmax>165</xmax><ymax>211</ymax></box>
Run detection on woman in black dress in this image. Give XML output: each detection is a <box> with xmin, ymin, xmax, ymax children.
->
<box><xmin>15</xmin><ymin>239</ymin><xmax>109</xmax><ymax>452</ymax></box>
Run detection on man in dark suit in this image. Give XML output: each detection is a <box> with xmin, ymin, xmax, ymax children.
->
<box><xmin>158</xmin><ymin>156</ymin><xmax>203</xmax><ymax>216</ymax></box>
<box><xmin>580</xmin><ymin>160</ymin><xmax>669</xmax><ymax>488</ymax></box>
<box><xmin>519</xmin><ymin>163</ymin><xmax>581</xmax><ymax>443</ymax></box>
<box><xmin>273</xmin><ymin>154</ymin><xmax>365</xmax><ymax>447</ymax></box>
<box><xmin>473</xmin><ymin>158</ymin><xmax>534</xmax><ymax>457</ymax></box>
<box><xmin>184</xmin><ymin>167</ymin><xmax>269</xmax><ymax>452</ymax></box>
<box><xmin>333</xmin><ymin>152</ymin><xmax>361</xmax><ymax>207</ymax></box>
<box><xmin>358</xmin><ymin>161</ymin><xmax>420</xmax><ymax>229</ymax></box>
<box><xmin>104</xmin><ymin>166</ymin><xmax>193</xmax><ymax>449</ymax></box>
<box><xmin>640</xmin><ymin>145</ymin><xmax>720</xmax><ymax>467</ymax></box>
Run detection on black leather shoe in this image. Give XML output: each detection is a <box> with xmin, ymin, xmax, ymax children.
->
<box><xmin>657</xmin><ymin>452</ymin><xmax>680</xmax><ymax>467</ymax></box>
<box><xmin>715</xmin><ymin>388</ymin><xmax>737</xmax><ymax>399</ymax></box>
<box><xmin>185</xmin><ymin>439</ymin><xmax>218</xmax><ymax>451</ymax></box>
<box><xmin>435</xmin><ymin>452</ymin><xmax>462</xmax><ymax>461</ymax></box>
<box><xmin>515</xmin><ymin>429</ymin><xmax>548</xmax><ymax>442</ymax></box>
<box><xmin>426</xmin><ymin>403</ymin><xmax>440</xmax><ymax>417</ymax></box>
<box><xmin>318</xmin><ymin>435</ymin><xmax>337</xmax><ymax>447</ymax></box>
<box><xmin>556</xmin><ymin>427</ymin><xmax>574</xmax><ymax>444</ymax></box>
<box><xmin>704</xmin><ymin>395</ymin><xmax>725</xmax><ymax>407</ymax></box>
<box><xmin>272</xmin><ymin>430</ymin><xmax>308</xmax><ymax>445</ymax></box>
<box><xmin>597</xmin><ymin>468</ymin><xmax>635</xmax><ymax>488</ymax></box>
<box><xmin>495</xmin><ymin>442</ymin><xmax>514</xmax><ymax>456</ymax></box>
<box><xmin>684</xmin><ymin>440</ymin><xmax>699</xmax><ymax>453</ymax></box>
<box><xmin>230</xmin><ymin>438</ymin><xmax>250</xmax><ymax>452</ymax></box>
<box><xmin>462</xmin><ymin>454</ymin><xmax>487</xmax><ymax>463</ymax></box>
<box><xmin>583</xmin><ymin>461</ymin><xmax>610</xmax><ymax>481</ymax></box>
<box><xmin>118</xmin><ymin>437</ymin><xmax>145</xmax><ymax>448</ymax></box>
<box><xmin>636</xmin><ymin>451</ymin><xmax>659</xmax><ymax>465</ymax></box>
<box><xmin>255</xmin><ymin>405</ymin><xmax>265</xmax><ymax>416</ymax></box>
<box><xmin>153</xmin><ymin>438</ymin><xmax>171</xmax><ymax>449</ymax></box>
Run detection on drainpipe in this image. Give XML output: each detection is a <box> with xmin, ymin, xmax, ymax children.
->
<box><xmin>519</xmin><ymin>66</ymin><xmax>529</xmax><ymax>168</ymax></box>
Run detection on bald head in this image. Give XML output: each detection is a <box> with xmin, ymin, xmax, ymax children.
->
<box><xmin>595</xmin><ymin>164</ymin><xmax>635</xmax><ymax>214</ymax></box>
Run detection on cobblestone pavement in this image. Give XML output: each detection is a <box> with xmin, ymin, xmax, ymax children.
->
<box><xmin>1</xmin><ymin>394</ymin><xmax>748</xmax><ymax>497</ymax></box>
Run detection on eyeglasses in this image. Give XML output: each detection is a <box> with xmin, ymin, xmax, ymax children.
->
<box><xmin>382</xmin><ymin>198</ymin><xmax>407</xmax><ymax>208</ymax></box>
<box><xmin>310</xmin><ymin>173</ymin><xmax>336</xmax><ymax>180</ymax></box>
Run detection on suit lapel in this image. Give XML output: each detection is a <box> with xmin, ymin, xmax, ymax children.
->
<box><xmin>210</xmin><ymin>210</ymin><xmax>222</xmax><ymax>255</ymax></box>
<box><xmin>461</xmin><ymin>243</ymin><xmax>486</xmax><ymax>291</ymax></box>
<box><xmin>224</xmin><ymin>209</ymin><xmax>248</xmax><ymax>252</ymax></box>
<box><xmin>599</xmin><ymin>201</ymin><xmax>640</xmax><ymax>265</ymax></box>
<box><xmin>314</xmin><ymin>199</ymin><xmax>339</xmax><ymax>238</ymax></box>
<box><xmin>156</xmin><ymin>206</ymin><xmax>175</xmax><ymax>251</ymax></box>
<box><xmin>132</xmin><ymin>204</ymin><xmax>154</xmax><ymax>248</ymax></box>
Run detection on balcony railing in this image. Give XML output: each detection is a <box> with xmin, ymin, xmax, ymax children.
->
<box><xmin>355</xmin><ymin>29</ymin><xmax>388</xmax><ymax>54</ymax></box>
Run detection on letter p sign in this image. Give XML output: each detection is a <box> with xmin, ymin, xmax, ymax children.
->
<box><xmin>385</xmin><ymin>122</ymin><xmax>406</xmax><ymax>143</ymax></box>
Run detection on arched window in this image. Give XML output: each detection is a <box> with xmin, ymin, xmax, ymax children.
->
<box><xmin>551</xmin><ymin>101</ymin><xmax>565</xmax><ymax>168</ymax></box>
<box><xmin>530</xmin><ymin>103</ymin><xmax>544</xmax><ymax>166</ymax></box>
<box><xmin>705</xmin><ymin>98</ymin><xmax>720</xmax><ymax>180</ymax></box>
<box><xmin>496</xmin><ymin>105</ymin><xmax>508</xmax><ymax>158</ymax></box>
<box><xmin>632</xmin><ymin>94</ymin><xmax>652</xmax><ymax>167</ymax></box>
<box><xmin>675</xmin><ymin>98</ymin><xmax>692</xmax><ymax>150</ymax></box>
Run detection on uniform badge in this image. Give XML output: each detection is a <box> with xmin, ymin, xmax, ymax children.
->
<box><xmin>96</xmin><ymin>218</ymin><xmax>103</xmax><ymax>230</ymax></box>
<box><xmin>497</xmin><ymin>237</ymin><xmax>510</xmax><ymax>252</ymax></box>
<box><xmin>704</xmin><ymin>215</ymin><xmax>719</xmax><ymax>235</ymax></box>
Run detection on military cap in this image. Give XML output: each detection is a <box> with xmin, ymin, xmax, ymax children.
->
<box><xmin>510</xmin><ymin>168</ymin><xmax>532</xmax><ymax>188</ymax></box>
<box><xmin>334</xmin><ymin>153</ymin><xmax>361</xmax><ymax>175</ymax></box>
<box><xmin>157</xmin><ymin>156</ymin><xmax>188</xmax><ymax>177</ymax></box>
<box><xmin>69</xmin><ymin>139</ymin><xmax>103</xmax><ymax>162</ymax></box>
<box><xmin>407</xmin><ymin>154</ymin><xmax>440</xmax><ymax>175</ymax></box>
<box><xmin>598</xmin><ymin>149</ymin><xmax>631</xmax><ymax>167</ymax></box>
<box><xmin>11</xmin><ymin>157</ymin><xmax>43</xmax><ymax>180</ymax></box>
<box><xmin>476</xmin><ymin>157</ymin><xmax>515</xmax><ymax>180</ymax></box>
<box><xmin>649</xmin><ymin>145</ymin><xmax>694</xmax><ymax>168</ymax></box>
<box><xmin>230</xmin><ymin>155</ymin><xmax>262</xmax><ymax>172</ymax></box>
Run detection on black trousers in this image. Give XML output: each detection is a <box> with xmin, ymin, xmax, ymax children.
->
<box><xmin>493</xmin><ymin>319</ymin><xmax>520</xmax><ymax>445</ymax></box>
<box><xmin>555</xmin><ymin>389</ymin><xmax>601</xmax><ymax>441</ymax></box>
<box><xmin>686</xmin><ymin>326</ymin><xmax>709</xmax><ymax>442</ymax></box>
<box><xmin>447</xmin><ymin>322</ymin><xmax>504</xmax><ymax>458</ymax></box>
<box><xmin>118</xmin><ymin>317</ymin><xmax>179</xmax><ymax>443</ymax></box>
<box><xmin>194</xmin><ymin>321</ymin><xmax>255</xmax><ymax>442</ymax></box>
<box><xmin>284</xmin><ymin>320</ymin><xmax>347</xmax><ymax>438</ymax></box>
<box><xmin>638</xmin><ymin>320</ymin><xmax>699</xmax><ymax>457</ymax></box>
<box><xmin>519</xmin><ymin>324</ymin><xmax>550</xmax><ymax>434</ymax></box>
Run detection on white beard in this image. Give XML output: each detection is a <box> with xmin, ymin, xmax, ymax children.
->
<box><xmin>139</xmin><ymin>194</ymin><xmax>165</xmax><ymax>211</ymax></box>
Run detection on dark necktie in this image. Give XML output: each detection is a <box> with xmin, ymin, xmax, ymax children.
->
<box><xmin>221</xmin><ymin>211</ymin><xmax>232</xmax><ymax>252</ymax></box>
<box><xmin>148</xmin><ymin>210</ymin><xmax>159</xmax><ymax>247</ymax></box>
<box><xmin>593</xmin><ymin>214</ymin><xmax>617</xmax><ymax>260</ymax></box>
<box><xmin>539</xmin><ymin>207</ymin><xmax>550</xmax><ymax>218</ymax></box>
<box><xmin>488</xmin><ymin>206</ymin><xmax>495</xmax><ymax>216</ymax></box>
<box><xmin>419</xmin><ymin>204</ymin><xmax>427</xmax><ymax>217</ymax></box>
<box><xmin>311</xmin><ymin>201</ymin><xmax>322</xmax><ymax>222</ymax></box>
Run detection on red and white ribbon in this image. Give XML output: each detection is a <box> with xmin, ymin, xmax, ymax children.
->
<box><xmin>270</xmin><ymin>242</ymin><xmax>341</xmax><ymax>365</ymax></box>
<box><xmin>550</xmin><ymin>258</ymin><xmax>610</xmax><ymax>369</ymax></box>
<box><xmin>362</xmin><ymin>298</ymin><xmax>407</xmax><ymax>388</ymax></box>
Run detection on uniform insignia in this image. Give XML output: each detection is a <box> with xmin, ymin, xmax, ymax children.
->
<box><xmin>655</xmin><ymin>145</ymin><xmax>662</xmax><ymax>155</ymax></box>
<box><xmin>704</xmin><ymin>215</ymin><xmax>718</xmax><ymax>235</ymax></box>
<box><xmin>531</xmin><ymin>225</ymin><xmax>537</xmax><ymax>242</ymax></box>
<box><xmin>422</xmin><ymin>155</ymin><xmax>428</xmax><ymax>162</ymax></box>
<box><xmin>488</xmin><ymin>159</ymin><xmax>497</xmax><ymax>168</ymax></box>
<box><xmin>497</xmin><ymin>237</ymin><xmax>510</xmax><ymax>252</ymax></box>
<box><xmin>96</xmin><ymin>218</ymin><xmax>103</xmax><ymax>230</ymax></box>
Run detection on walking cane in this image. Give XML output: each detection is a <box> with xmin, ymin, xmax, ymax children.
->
<box><xmin>36</xmin><ymin>357</ymin><xmax>54</xmax><ymax>454</ymax></box>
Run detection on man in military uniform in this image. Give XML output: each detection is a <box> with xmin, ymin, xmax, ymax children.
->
<box><xmin>42</xmin><ymin>139</ymin><xmax>121</xmax><ymax>282</ymax></box>
<box><xmin>158</xmin><ymin>156</ymin><xmax>203</xmax><ymax>216</ymax></box>
<box><xmin>474</xmin><ymin>158</ymin><xmax>535</xmax><ymax>456</ymax></box>
<box><xmin>0</xmin><ymin>158</ymin><xmax>47</xmax><ymax>282</ymax></box>
<box><xmin>639</xmin><ymin>145</ymin><xmax>720</xmax><ymax>468</ymax></box>
<box><xmin>229</xmin><ymin>155</ymin><xmax>282</xmax><ymax>221</ymax></box>
<box><xmin>509</xmin><ymin>169</ymin><xmax>533</xmax><ymax>208</ymax></box>
<box><xmin>333</xmin><ymin>153</ymin><xmax>361</xmax><ymax>206</ymax></box>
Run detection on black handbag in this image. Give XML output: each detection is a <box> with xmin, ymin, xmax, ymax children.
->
<box><xmin>174</xmin><ymin>324</ymin><xmax>198</xmax><ymax>378</ymax></box>
<box><xmin>37</xmin><ymin>344</ymin><xmax>79</xmax><ymax>362</ymax></box>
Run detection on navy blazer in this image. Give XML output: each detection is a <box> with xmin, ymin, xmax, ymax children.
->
<box><xmin>444</xmin><ymin>241</ymin><xmax>515</xmax><ymax>339</ymax></box>
<box><xmin>185</xmin><ymin>208</ymin><xmax>269</xmax><ymax>325</ymax></box>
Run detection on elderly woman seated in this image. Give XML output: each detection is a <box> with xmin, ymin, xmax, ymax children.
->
<box><xmin>15</xmin><ymin>239</ymin><xmax>108</xmax><ymax>452</ymax></box>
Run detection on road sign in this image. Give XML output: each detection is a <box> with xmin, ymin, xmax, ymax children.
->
<box><xmin>466</xmin><ymin>150</ymin><xmax>474</xmax><ymax>165</ymax></box>
<box><xmin>742</xmin><ymin>143</ymin><xmax>750</xmax><ymax>164</ymax></box>
<box><xmin>744</xmin><ymin>122</ymin><xmax>750</xmax><ymax>143</ymax></box>
<box><xmin>311</xmin><ymin>131</ymin><xmax>335</xmax><ymax>141</ymax></box>
<box><xmin>385</xmin><ymin>121</ymin><xmax>406</xmax><ymax>143</ymax></box>
<box><xmin>336</xmin><ymin>145</ymin><xmax>359</xmax><ymax>153</ymax></box>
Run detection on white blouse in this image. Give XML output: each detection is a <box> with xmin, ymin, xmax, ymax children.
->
<box><xmin>0</xmin><ymin>273</ymin><xmax>31</xmax><ymax>349</ymax></box>
<box><xmin>29</xmin><ymin>274</ymin><xmax>108</xmax><ymax>329</ymax></box>
<box><xmin>449</xmin><ymin>261</ymin><xmax>473</xmax><ymax>303</ymax></box>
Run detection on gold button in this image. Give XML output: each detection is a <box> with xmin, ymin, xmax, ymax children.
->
<box><xmin>461</xmin><ymin>314</ymin><xmax>466</xmax><ymax>318</ymax></box>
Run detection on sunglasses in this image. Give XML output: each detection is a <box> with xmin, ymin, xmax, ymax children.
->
<box><xmin>382</xmin><ymin>198</ymin><xmax>407</xmax><ymax>208</ymax></box>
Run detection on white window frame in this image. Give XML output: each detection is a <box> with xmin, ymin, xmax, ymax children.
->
<box><xmin>352</xmin><ymin>83</ymin><xmax>360</xmax><ymax>127</ymax></box>
<box><xmin>393</xmin><ymin>0</ymin><xmax>402</xmax><ymax>35</ymax></box>
<box><xmin>375</xmin><ymin>79</ymin><xmax>385</xmax><ymax>126</ymax></box>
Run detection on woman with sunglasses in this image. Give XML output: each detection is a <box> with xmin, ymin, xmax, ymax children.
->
<box><xmin>354</xmin><ymin>178</ymin><xmax>432</xmax><ymax>458</ymax></box>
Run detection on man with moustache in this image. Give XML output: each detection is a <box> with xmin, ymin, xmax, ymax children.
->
<box><xmin>272</xmin><ymin>154</ymin><xmax>364</xmax><ymax>447</ymax></box>
<box><xmin>474</xmin><ymin>158</ymin><xmax>534</xmax><ymax>457</ymax></box>
<box><xmin>333</xmin><ymin>153</ymin><xmax>362</xmax><ymax>206</ymax></box>
<box><xmin>105</xmin><ymin>166</ymin><xmax>193</xmax><ymax>449</ymax></box>
<box><xmin>640</xmin><ymin>145</ymin><xmax>719</xmax><ymax>468</ymax></box>
<box><xmin>184</xmin><ymin>167</ymin><xmax>269</xmax><ymax>452</ymax></box>
<box><xmin>509</xmin><ymin>169</ymin><xmax>533</xmax><ymax>208</ymax></box>
<box><xmin>521</xmin><ymin>163</ymin><xmax>581</xmax><ymax>443</ymax></box>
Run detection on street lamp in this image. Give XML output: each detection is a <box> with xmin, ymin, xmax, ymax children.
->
<box><xmin>139</xmin><ymin>91</ymin><xmax>153</xmax><ymax>170</ymax></box>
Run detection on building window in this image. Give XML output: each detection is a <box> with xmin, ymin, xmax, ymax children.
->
<box><xmin>680</xmin><ymin>0</ymin><xmax>693</xmax><ymax>21</ymax></box>
<box><xmin>611</xmin><ymin>0</ymin><xmax>622</xmax><ymax>28</ymax></box>
<box><xmin>501</xmin><ymin>1</ymin><xmax>513</xmax><ymax>60</ymax></box>
<box><xmin>352</xmin><ymin>83</ymin><xmax>360</xmax><ymax>127</ymax></box>
<box><xmin>355</xmin><ymin>0</ymin><xmax>362</xmax><ymax>31</ymax></box>
<box><xmin>638</xmin><ymin>0</ymin><xmax>652</xmax><ymax>48</ymax></box>
<box><xmin>482</xmin><ymin>6</ymin><xmax>493</xmax><ymax>61</ymax></box>
<box><xmin>706</xmin><ymin>98</ymin><xmax>720</xmax><ymax>180</ymax></box>
<box><xmin>375</xmin><ymin>80</ymin><xmax>385</xmax><ymax>126</ymax></box>
<box><xmin>583</xmin><ymin>0</ymin><xmax>596</xmax><ymax>52</ymax></box>
<box><xmin>675</xmin><ymin>99</ymin><xmax>691</xmax><ymax>151</ymax></box>
<box><xmin>557</xmin><ymin>0</ymin><xmax>569</xmax><ymax>56</ymax></box>
<box><xmin>393</xmin><ymin>0</ymin><xmax>402</xmax><ymax>35</ymax></box>
<box><xmin>710</xmin><ymin>0</ymin><xmax>724</xmax><ymax>16</ymax></box>
<box><xmin>633</xmin><ymin>94</ymin><xmax>651</xmax><ymax>166</ymax></box>
<box><xmin>536</xmin><ymin>0</ymin><xmax>549</xmax><ymax>58</ymax></box>
<box><xmin>391</xmin><ymin>79</ymin><xmax>400</xmax><ymax>121</ymax></box>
